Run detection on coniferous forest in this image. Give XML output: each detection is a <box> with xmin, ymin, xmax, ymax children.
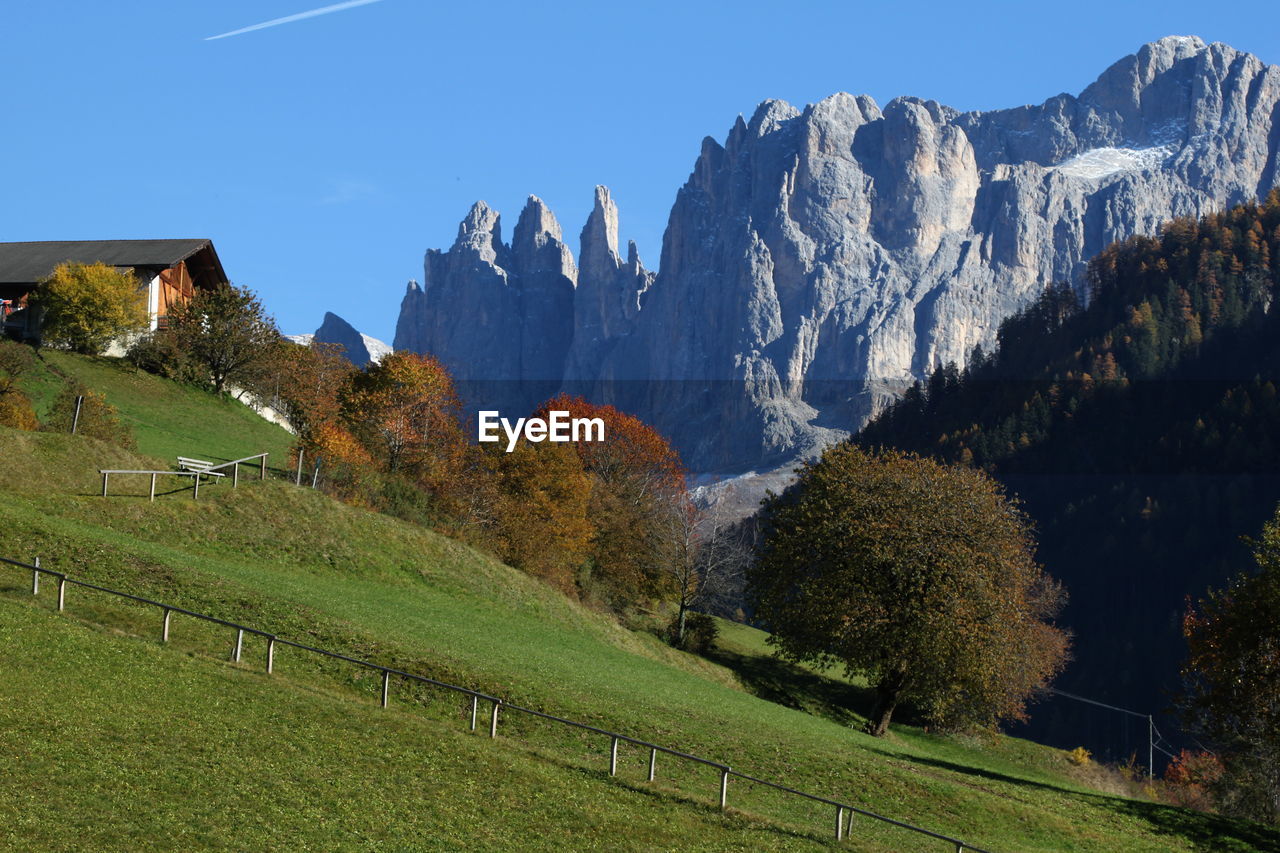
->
<box><xmin>857</xmin><ymin>190</ymin><xmax>1280</xmax><ymax>757</ymax></box>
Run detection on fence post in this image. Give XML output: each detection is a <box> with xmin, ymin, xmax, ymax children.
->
<box><xmin>233</xmin><ymin>462</ymin><xmax>240</xmax><ymax>489</ymax></box>
<box><xmin>311</xmin><ymin>460</ymin><xmax>320</xmax><ymax>489</ymax></box>
<box><xmin>260</xmin><ymin>454</ymin><xmax>267</xmax><ymax>481</ymax></box>
<box><xmin>835</xmin><ymin>806</ymin><xmax>844</xmax><ymax>841</ymax></box>
<box><xmin>469</xmin><ymin>695</ymin><xmax>478</xmax><ymax>731</ymax></box>
<box><xmin>1152</xmin><ymin>712</ymin><xmax>1162</xmax><ymax>778</ymax></box>
<box><xmin>648</xmin><ymin>747</ymin><xmax>657</xmax><ymax>782</ymax></box>
<box><xmin>490</xmin><ymin>700</ymin><xmax>500</xmax><ymax>738</ymax></box>
<box><xmin>32</xmin><ymin>556</ymin><xmax>39</xmax><ymax>595</ymax></box>
<box><xmin>609</xmin><ymin>736</ymin><xmax>619</xmax><ymax>776</ymax></box>
<box><xmin>381</xmin><ymin>670</ymin><xmax>390</xmax><ymax>708</ymax></box>
<box><xmin>719</xmin><ymin>769</ymin><xmax>729</xmax><ymax>810</ymax></box>
<box><xmin>232</xmin><ymin>628</ymin><xmax>243</xmax><ymax>662</ymax></box>
<box><xmin>161</xmin><ymin>608</ymin><xmax>171</xmax><ymax>642</ymax></box>
<box><xmin>266</xmin><ymin>637</ymin><xmax>275</xmax><ymax>674</ymax></box>
<box><xmin>57</xmin><ymin>575</ymin><xmax>66</xmax><ymax>611</ymax></box>
<box><xmin>101</xmin><ymin>472</ymin><xmax>109</xmax><ymax>497</ymax></box>
<box><xmin>295</xmin><ymin>450</ymin><xmax>304</xmax><ymax>486</ymax></box>
<box><xmin>149</xmin><ymin>473</ymin><xmax>157</xmax><ymax>502</ymax></box>
<box><xmin>71</xmin><ymin>395</ymin><xmax>84</xmax><ymax>434</ymax></box>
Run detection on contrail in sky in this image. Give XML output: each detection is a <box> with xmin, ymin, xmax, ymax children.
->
<box><xmin>206</xmin><ymin>0</ymin><xmax>385</xmax><ymax>41</ymax></box>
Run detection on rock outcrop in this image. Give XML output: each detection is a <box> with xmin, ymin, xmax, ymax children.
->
<box><xmin>309</xmin><ymin>311</ymin><xmax>391</xmax><ymax>367</ymax></box>
<box><xmin>395</xmin><ymin>36</ymin><xmax>1280</xmax><ymax>472</ymax></box>
<box><xmin>394</xmin><ymin>196</ymin><xmax>579</xmax><ymax>415</ymax></box>
<box><xmin>563</xmin><ymin>186</ymin><xmax>654</xmax><ymax>384</ymax></box>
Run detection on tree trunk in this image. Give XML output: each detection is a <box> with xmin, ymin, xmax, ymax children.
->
<box><xmin>865</xmin><ymin>670</ymin><xmax>908</xmax><ymax>737</ymax></box>
<box><xmin>675</xmin><ymin>600</ymin><xmax>688</xmax><ymax>645</ymax></box>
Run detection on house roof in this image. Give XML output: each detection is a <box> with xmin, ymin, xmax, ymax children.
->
<box><xmin>0</xmin><ymin>239</ymin><xmax>224</xmax><ymax>285</ymax></box>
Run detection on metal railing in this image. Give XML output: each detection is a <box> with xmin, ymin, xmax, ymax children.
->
<box><xmin>99</xmin><ymin>453</ymin><xmax>269</xmax><ymax>500</ymax></box>
<box><xmin>1</xmin><ymin>553</ymin><xmax>990</xmax><ymax>852</ymax></box>
<box><xmin>199</xmin><ymin>452</ymin><xmax>270</xmax><ymax>485</ymax></box>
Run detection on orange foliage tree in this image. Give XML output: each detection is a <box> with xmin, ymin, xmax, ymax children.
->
<box><xmin>261</xmin><ymin>340</ymin><xmax>354</xmax><ymax>443</ymax></box>
<box><xmin>340</xmin><ymin>351</ymin><xmax>467</xmax><ymax>499</ymax></box>
<box><xmin>534</xmin><ymin>394</ymin><xmax>687</xmax><ymax>607</ymax></box>
<box><xmin>485</xmin><ymin>439</ymin><xmax>594</xmax><ymax>593</ymax></box>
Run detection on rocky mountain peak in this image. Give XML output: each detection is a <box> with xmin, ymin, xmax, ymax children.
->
<box><xmin>395</xmin><ymin>37</ymin><xmax>1280</xmax><ymax>474</ymax></box>
<box><xmin>747</xmin><ymin>98</ymin><xmax>801</xmax><ymax>137</ymax></box>
<box><xmin>309</xmin><ymin>311</ymin><xmax>390</xmax><ymax>367</ymax></box>
<box><xmin>514</xmin><ymin>195</ymin><xmax>563</xmax><ymax>245</ymax></box>
<box><xmin>580</xmin><ymin>185</ymin><xmax>622</xmax><ymax>280</ymax></box>
<box><xmin>513</xmin><ymin>196</ymin><xmax>576</xmax><ymax>280</ymax></box>
<box><xmin>454</xmin><ymin>200</ymin><xmax>505</xmax><ymax>263</ymax></box>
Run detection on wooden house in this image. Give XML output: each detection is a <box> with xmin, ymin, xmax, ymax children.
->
<box><xmin>0</xmin><ymin>239</ymin><xmax>229</xmax><ymax>343</ymax></box>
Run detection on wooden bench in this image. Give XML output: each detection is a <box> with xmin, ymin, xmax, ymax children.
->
<box><xmin>177</xmin><ymin>456</ymin><xmax>217</xmax><ymax>473</ymax></box>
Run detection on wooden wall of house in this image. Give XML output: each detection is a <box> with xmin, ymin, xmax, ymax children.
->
<box><xmin>155</xmin><ymin>261</ymin><xmax>195</xmax><ymax>325</ymax></box>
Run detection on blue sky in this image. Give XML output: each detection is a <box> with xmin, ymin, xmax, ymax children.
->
<box><xmin>2</xmin><ymin>2</ymin><xmax>1277</xmax><ymax>342</ymax></box>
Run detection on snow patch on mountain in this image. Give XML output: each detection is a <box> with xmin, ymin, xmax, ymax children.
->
<box><xmin>361</xmin><ymin>334</ymin><xmax>392</xmax><ymax>364</ymax></box>
<box><xmin>1049</xmin><ymin>145</ymin><xmax>1174</xmax><ymax>180</ymax></box>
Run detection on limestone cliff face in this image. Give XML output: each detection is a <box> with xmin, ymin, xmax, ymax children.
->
<box><xmin>563</xmin><ymin>186</ymin><xmax>655</xmax><ymax>384</ymax></box>
<box><xmin>393</xmin><ymin>196</ymin><xmax>579</xmax><ymax>415</ymax></box>
<box><xmin>395</xmin><ymin>37</ymin><xmax>1280</xmax><ymax>472</ymax></box>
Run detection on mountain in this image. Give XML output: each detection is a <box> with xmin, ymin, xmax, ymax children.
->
<box><xmin>395</xmin><ymin>36</ymin><xmax>1280</xmax><ymax>473</ymax></box>
<box><xmin>290</xmin><ymin>312</ymin><xmax>391</xmax><ymax>367</ymax></box>
<box><xmin>395</xmin><ymin>190</ymin><xmax>652</xmax><ymax>418</ymax></box>
<box><xmin>857</xmin><ymin>194</ymin><xmax>1280</xmax><ymax>755</ymax></box>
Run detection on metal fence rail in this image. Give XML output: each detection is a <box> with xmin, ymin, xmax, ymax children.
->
<box><xmin>1</xmin><ymin>553</ymin><xmax>990</xmax><ymax>852</ymax></box>
<box><xmin>99</xmin><ymin>453</ymin><xmax>270</xmax><ymax>500</ymax></box>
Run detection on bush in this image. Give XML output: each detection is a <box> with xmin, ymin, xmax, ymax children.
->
<box><xmin>0</xmin><ymin>340</ymin><xmax>37</xmax><ymax>430</ymax></box>
<box><xmin>32</xmin><ymin>262</ymin><xmax>149</xmax><ymax>354</ymax></box>
<box><xmin>44</xmin><ymin>384</ymin><xmax>135</xmax><ymax>449</ymax></box>
<box><xmin>1067</xmin><ymin>746</ymin><xmax>1092</xmax><ymax>766</ymax></box>
<box><xmin>670</xmin><ymin>612</ymin><xmax>719</xmax><ymax>655</ymax></box>
<box><xmin>126</xmin><ymin>331</ymin><xmax>203</xmax><ymax>383</ymax></box>
<box><xmin>0</xmin><ymin>394</ymin><xmax>37</xmax><ymax>430</ymax></box>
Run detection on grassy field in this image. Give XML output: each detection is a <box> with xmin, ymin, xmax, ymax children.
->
<box><xmin>2</xmin><ymin>351</ymin><xmax>1278</xmax><ymax>852</ymax></box>
<box><xmin>24</xmin><ymin>350</ymin><xmax>295</xmax><ymax>468</ymax></box>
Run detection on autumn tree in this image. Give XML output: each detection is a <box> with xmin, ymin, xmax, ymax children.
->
<box><xmin>534</xmin><ymin>394</ymin><xmax>687</xmax><ymax>607</ymax></box>
<box><xmin>257</xmin><ymin>340</ymin><xmax>353</xmax><ymax>441</ymax></box>
<box><xmin>340</xmin><ymin>351</ymin><xmax>467</xmax><ymax>498</ymax></box>
<box><xmin>485</xmin><ymin>440</ymin><xmax>594</xmax><ymax>593</ymax></box>
<box><xmin>748</xmin><ymin>444</ymin><xmax>1070</xmax><ymax>736</ymax></box>
<box><xmin>1181</xmin><ymin>506</ymin><xmax>1280</xmax><ymax>825</ymax></box>
<box><xmin>33</xmin><ymin>261</ymin><xmax>148</xmax><ymax>354</ymax></box>
<box><xmin>165</xmin><ymin>283</ymin><xmax>279</xmax><ymax>394</ymax></box>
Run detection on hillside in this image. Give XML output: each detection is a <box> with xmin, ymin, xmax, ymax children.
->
<box><xmin>1</xmin><ymin>352</ymin><xmax>1277</xmax><ymax>851</ymax></box>
<box><xmin>858</xmin><ymin>194</ymin><xmax>1280</xmax><ymax>758</ymax></box>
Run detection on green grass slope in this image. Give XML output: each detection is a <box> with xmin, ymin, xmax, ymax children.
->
<box><xmin>2</xmin><ymin>352</ymin><xmax>1277</xmax><ymax>852</ymax></box>
<box><xmin>25</xmin><ymin>350</ymin><xmax>294</xmax><ymax>467</ymax></box>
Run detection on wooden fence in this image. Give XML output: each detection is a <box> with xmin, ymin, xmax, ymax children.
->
<box><xmin>1</xmin><ymin>554</ymin><xmax>990</xmax><ymax>852</ymax></box>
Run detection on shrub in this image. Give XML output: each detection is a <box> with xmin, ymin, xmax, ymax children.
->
<box><xmin>126</xmin><ymin>331</ymin><xmax>203</xmax><ymax>383</ymax></box>
<box><xmin>0</xmin><ymin>394</ymin><xmax>37</xmax><ymax>430</ymax></box>
<box><xmin>0</xmin><ymin>340</ymin><xmax>37</xmax><ymax>430</ymax></box>
<box><xmin>44</xmin><ymin>384</ymin><xmax>135</xmax><ymax>449</ymax></box>
<box><xmin>670</xmin><ymin>612</ymin><xmax>719</xmax><ymax>655</ymax></box>
<box><xmin>1067</xmin><ymin>746</ymin><xmax>1092</xmax><ymax>766</ymax></box>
